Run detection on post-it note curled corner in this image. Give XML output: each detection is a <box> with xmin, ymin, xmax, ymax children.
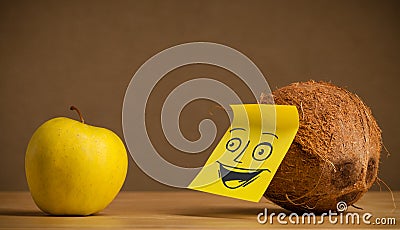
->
<box><xmin>188</xmin><ymin>104</ymin><xmax>299</xmax><ymax>202</ymax></box>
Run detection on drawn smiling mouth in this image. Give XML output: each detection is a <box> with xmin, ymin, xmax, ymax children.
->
<box><xmin>217</xmin><ymin>161</ymin><xmax>270</xmax><ymax>189</ymax></box>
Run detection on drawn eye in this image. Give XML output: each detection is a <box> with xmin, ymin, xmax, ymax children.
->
<box><xmin>252</xmin><ymin>142</ymin><xmax>272</xmax><ymax>161</ymax></box>
<box><xmin>225</xmin><ymin>138</ymin><xmax>242</xmax><ymax>152</ymax></box>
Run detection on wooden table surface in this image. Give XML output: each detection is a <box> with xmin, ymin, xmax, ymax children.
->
<box><xmin>0</xmin><ymin>191</ymin><xmax>398</xmax><ymax>229</ymax></box>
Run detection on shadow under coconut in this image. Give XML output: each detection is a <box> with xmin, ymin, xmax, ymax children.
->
<box><xmin>173</xmin><ymin>206</ymin><xmax>292</xmax><ymax>219</ymax></box>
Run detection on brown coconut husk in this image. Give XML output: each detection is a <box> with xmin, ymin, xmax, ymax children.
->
<box><xmin>261</xmin><ymin>80</ymin><xmax>382</xmax><ymax>213</ymax></box>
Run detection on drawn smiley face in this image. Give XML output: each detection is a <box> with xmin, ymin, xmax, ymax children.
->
<box><xmin>217</xmin><ymin>127</ymin><xmax>278</xmax><ymax>189</ymax></box>
<box><xmin>188</xmin><ymin>104</ymin><xmax>299</xmax><ymax>202</ymax></box>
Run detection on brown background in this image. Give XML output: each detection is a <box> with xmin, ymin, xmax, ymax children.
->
<box><xmin>0</xmin><ymin>0</ymin><xmax>399</xmax><ymax>191</ymax></box>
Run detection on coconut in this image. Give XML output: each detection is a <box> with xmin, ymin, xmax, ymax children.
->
<box><xmin>260</xmin><ymin>81</ymin><xmax>382</xmax><ymax>213</ymax></box>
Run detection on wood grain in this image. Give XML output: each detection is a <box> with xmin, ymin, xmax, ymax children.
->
<box><xmin>0</xmin><ymin>191</ymin><xmax>398</xmax><ymax>229</ymax></box>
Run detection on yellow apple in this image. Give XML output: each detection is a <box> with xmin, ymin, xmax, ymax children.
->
<box><xmin>25</xmin><ymin>106</ymin><xmax>128</xmax><ymax>216</ymax></box>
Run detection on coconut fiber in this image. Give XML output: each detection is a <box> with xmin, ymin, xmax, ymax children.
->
<box><xmin>261</xmin><ymin>81</ymin><xmax>382</xmax><ymax>213</ymax></box>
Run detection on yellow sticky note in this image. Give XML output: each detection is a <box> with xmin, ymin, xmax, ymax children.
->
<box><xmin>188</xmin><ymin>104</ymin><xmax>299</xmax><ymax>202</ymax></box>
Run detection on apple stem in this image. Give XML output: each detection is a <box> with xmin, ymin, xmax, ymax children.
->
<box><xmin>70</xmin><ymin>106</ymin><xmax>85</xmax><ymax>124</ymax></box>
